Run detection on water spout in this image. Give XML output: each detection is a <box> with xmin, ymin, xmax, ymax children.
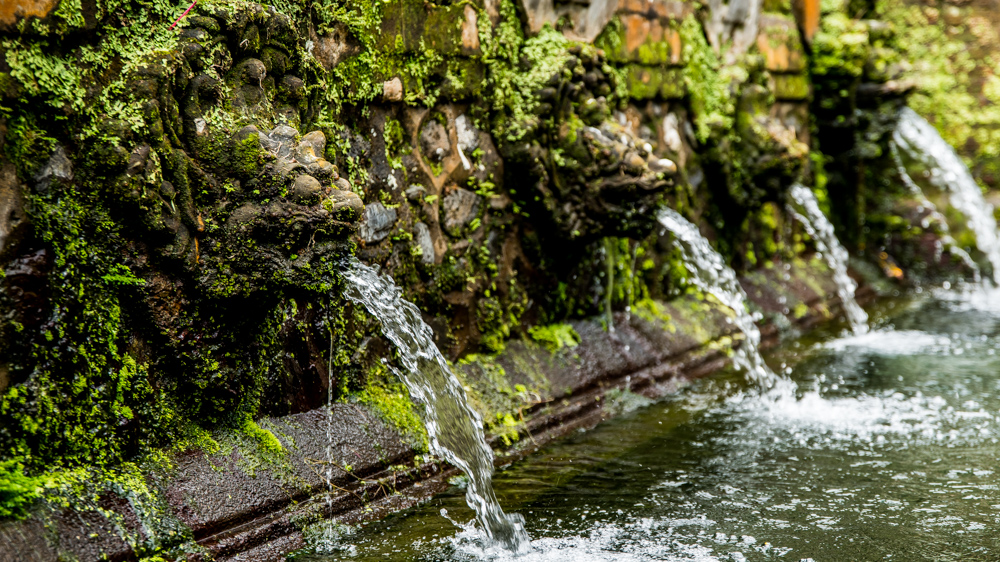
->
<box><xmin>890</xmin><ymin>141</ymin><xmax>983</xmax><ymax>282</ymax></box>
<box><xmin>893</xmin><ymin>107</ymin><xmax>1000</xmax><ymax>284</ymax></box>
<box><xmin>341</xmin><ymin>257</ymin><xmax>530</xmax><ymax>552</ymax></box>
<box><xmin>657</xmin><ymin>208</ymin><xmax>778</xmax><ymax>388</ymax></box>
<box><xmin>787</xmin><ymin>183</ymin><xmax>869</xmax><ymax>334</ymax></box>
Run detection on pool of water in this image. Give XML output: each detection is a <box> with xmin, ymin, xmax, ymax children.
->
<box><xmin>293</xmin><ymin>287</ymin><xmax>1000</xmax><ymax>561</ymax></box>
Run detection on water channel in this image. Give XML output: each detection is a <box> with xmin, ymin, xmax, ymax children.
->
<box><xmin>294</xmin><ymin>286</ymin><xmax>1000</xmax><ymax>561</ymax></box>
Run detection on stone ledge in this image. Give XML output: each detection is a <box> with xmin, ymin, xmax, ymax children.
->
<box><xmin>0</xmin><ymin>256</ymin><xmax>880</xmax><ymax>562</ymax></box>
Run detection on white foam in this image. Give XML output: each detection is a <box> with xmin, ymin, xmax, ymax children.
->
<box><xmin>445</xmin><ymin>519</ymin><xmax>726</xmax><ymax>562</ymax></box>
<box><xmin>934</xmin><ymin>285</ymin><xmax>1000</xmax><ymax>315</ymax></box>
<box><xmin>822</xmin><ymin>329</ymin><xmax>953</xmax><ymax>355</ymax></box>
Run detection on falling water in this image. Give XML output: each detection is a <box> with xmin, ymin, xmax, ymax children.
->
<box><xmin>894</xmin><ymin>107</ymin><xmax>1000</xmax><ymax>284</ymax></box>
<box><xmin>787</xmin><ymin>183</ymin><xmax>869</xmax><ymax>334</ymax></box>
<box><xmin>890</xmin><ymin>141</ymin><xmax>983</xmax><ymax>281</ymax></box>
<box><xmin>657</xmin><ymin>208</ymin><xmax>778</xmax><ymax>388</ymax></box>
<box><xmin>341</xmin><ymin>257</ymin><xmax>530</xmax><ymax>552</ymax></box>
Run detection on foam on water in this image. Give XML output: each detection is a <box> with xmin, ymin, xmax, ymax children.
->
<box><xmin>933</xmin><ymin>284</ymin><xmax>1000</xmax><ymax>315</ymax></box>
<box><xmin>445</xmin><ymin>518</ymin><xmax>738</xmax><ymax>562</ymax></box>
<box><xmin>822</xmin><ymin>329</ymin><xmax>953</xmax><ymax>355</ymax></box>
<box><xmin>723</xmin><ymin>325</ymin><xmax>1000</xmax><ymax>450</ymax></box>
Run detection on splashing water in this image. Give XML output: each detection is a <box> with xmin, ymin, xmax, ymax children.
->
<box><xmin>657</xmin><ymin>208</ymin><xmax>778</xmax><ymax>388</ymax></box>
<box><xmin>894</xmin><ymin>107</ymin><xmax>1000</xmax><ymax>284</ymax></box>
<box><xmin>296</xmin><ymin>285</ymin><xmax>1000</xmax><ymax>562</ymax></box>
<box><xmin>787</xmin><ymin>183</ymin><xmax>868</xmax><ymax>334</ymax></box>
<box><xmin>341</xmin><ymin>257</ymin><xmax>530</xmax><ymax>552</ymax></box>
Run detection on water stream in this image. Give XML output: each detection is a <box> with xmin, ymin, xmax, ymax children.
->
<box><xmin>656</xmin><ymin>208</ymin><xmax>778</xmax><ymax>388</ymax></box>
<box><xmin>787</xmin><ymin>183</ymin><xmax>869</xmax><ymax>334</ymax></box>
<box><xmin>890</xmin><ymin>140</ymin><xmax>983</xmax><ymax>281</ymax></box>
<box><xmin>294</xmin><ymin>285</ymin><xmax>1000</xmax><ymax>562</ymax></box>
<box><xmin>894</xmin><ymin>107</ymin><xmax>1000</xmax><ymax>284</ymax></box>
<box><xmin>341</xmin><ymin>257</ymin><xmax>529</xmax><ymax>552</ymax></box>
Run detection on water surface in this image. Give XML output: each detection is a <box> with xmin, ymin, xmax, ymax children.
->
<box><xmin>295</xmin><ymin>287</ymin><xmax>1000</xmax><ymax>561</ymax></box>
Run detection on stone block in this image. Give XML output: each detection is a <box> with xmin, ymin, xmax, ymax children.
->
<box><xmin>442</xmin><ymin>188</ymin><xmax>482</xmax><ymax>236</ymax></box>
<box><xmin>792</xmin><ymin>0</ymin><xmax>820</xmax><ymax>45</ymax></box>
<box><xmin>619</xmin><ymin>0</ymin><xmax>693</xmax><ymax>19</ymax></box>
<box><xmin>756</xmin><ymin>14</ymin><xmax>805</xmax><ymax>73</ymax></box>
<box><xmin>606</xmin><ymin>15</ymin><xmax>683</xmax><ymax>66</ymax></box>
<box><xmin>359</xmin><ymin>202</ymin><xmax>398</xmax><ymax>243</ymax></box>
<box><xmin>0</xmin><ymin>0</ymin><xmax>57</xmax><ymax>29</ymax></box>
<box><xmin>520</xmin><ymin>0</ymin><xmax>619</xmax><ymax>43</ymax></box>
<box><xmin>378</xmin><ymin>0</ymin><xmax>481</xmax><ymax>56</ymax></box>
<box><xmin>423</xmin><ymin>3</ymin><xmax>481</xmax><ymax>56</ymax></box>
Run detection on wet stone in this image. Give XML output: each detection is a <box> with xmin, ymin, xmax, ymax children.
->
<box><xmin>420</xmin><ymin>119</ymin><xmax>450</xmax><ymax>163</ymax></box>
<box><xmin>307</xmin><ymin>159</ymin><xmax>335</xmax><ymax>180</ymax></box>
<box><xmin>33</xmin><ymin>146</ymin><xmax>73</xmax><ymax>193</ymax></box>
<box><xmin>406</xmin><ymin>184</ymin><xmax>427</xmax><ymax>201</ymax></box>
<box><xmin>300</xmin><ymin>130</ymin><xmax>326</xmax><ymax>157</ymax></box>
<box><xmin>290</xmin><ymin>174</ymin><xmax>322</xmax><ymax>203</ymax></box>
<box><xmin>413</xmin><ymin>222</ymin><xmax>435</xmax><ymax>264</ymax></box>
<box><xmin>333</xmin><ymin>177</ymin><xmax>352</xmax><ymax>192</ymax></box>
<box><xmin>0</xmin><ymin>164</ymin><xmax>27</xmax><ymax>261</ymax></box>
<box><xmin>456</xmin><ymin>114</ymin><xmax>479</xmax><ymax>154</ymax></box>
<box><xmin>359</xmin><ymin>202</ymin><xmax>398</xmax><ymax>243</ymax></box>
<box><xmin>267</xmin><ymin>125</ymin><xmax>299</xmax><ymax>158</ymax></box>
<box><xmin>326</xmin><ymin>189</ymin><xmax>364</xmax><ymax>220</ymax></box>
<box><xmin>650</xmin><ymin>158</ymin><xmax>677</xmax><ymax>174</ymax></box>
<box><xmin>383</xmin><ymin>77</ymin><xmax>403</xmax><ymax>102</ymax></box>
<box><xmin>442</xmin><ymin>188</ymin><xmax>481</xmax><ymax>235</ymax></box>
<box><xmin>280</xmin><ymin>75</ymin><xmax>305</xmax><ymax>99</ymax></box>
<box><xmin>126</xmin><ymin>144</ymin><xmax>151</xmax><ymax>176</ymax></box>
<box><xmin>186</xmin><ymin>15</ymin><xmax>220</xmax><ymax>33</ymax></box>
<box><xmin>293</xmin><ymin>143</ymin><xmax>318</xmax><ymax>164</ymax></box>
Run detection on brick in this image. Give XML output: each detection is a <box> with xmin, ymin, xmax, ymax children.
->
<box><xmin>756</xmin><ymin>14</ymin><xmax>805</xmax><ymax>72</ymax></box>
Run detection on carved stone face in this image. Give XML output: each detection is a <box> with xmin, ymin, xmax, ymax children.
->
<box><xmin>499</xmin><ymin>44</ymin><xmax>676</xmax><ymax>243</ymax></box>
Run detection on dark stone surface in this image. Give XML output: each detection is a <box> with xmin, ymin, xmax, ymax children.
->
<box><xmin>168</xmin><ymin>405</ymin><xmax>412</xmax><ymax>539</ymax></box>
<box><xmin>359</xmin><ymin>202</ymin><xmax>398</xmax><ymax>243</ymax></box>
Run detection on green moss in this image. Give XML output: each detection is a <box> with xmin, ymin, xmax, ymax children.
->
<box><xmin>875</xmin><ymin>0</ymin><xmax>1000</xmax><ymax>188</ymax></box>
<box><xmin>0</xmin><ymin>461</ymin><xmax>45</xmax><ymax>519</ymax></box>
<box><xmin>481</xmin><ymin>23</ymin><xmax>571</xmax><ymax>142</ymax></box>
<box><xmin>679</xmin><ymin>17</ymin><xmax>734</xmax><ymax>143</ymax></box>
<box><xmin>633</xmin><ymin>298</ymin><xmax>675</xmax><ymax>332</ymax></box>
<box><xmin>240</xmin><ymin>419</ymin><xmax>285</xmax><ymax>458</ymax></box>
<box><xmin>356</xmin><ymin>382</ymin><xmax>429</xmax><ymax>452</ymax></box>
<box><xmin>3</xmin><ymin>41</ymin><xmax>86</xmax><ymax>110</ymax></box>
<box><xmin>527</xmin><ymin>323</ymin><xmax>581</xmax><ymax>352</ymax></box>
<box><xmin>383</xmin><ymin>115</ymin><xmax>407</xmax><ymax>170</ymax></box>
<box><xmin>455</xmin><ymin>353</ymin><xmax>546</xmax><ymax>448</ymax></box>
<box><xmin>810</xmin><ymin>12</ymin><xmax>869</xmax><ymax>79</ymax></box>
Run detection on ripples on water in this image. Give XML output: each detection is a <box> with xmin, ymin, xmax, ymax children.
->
<box><xmin>293</xmin><ymin>287</ymin><xmax>1000</xmax><ymax>561</ymax></box>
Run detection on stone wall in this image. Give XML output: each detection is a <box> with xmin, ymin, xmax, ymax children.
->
<box><xmin>0</xmin><ymin>0</ymin><xmax>988</xmax><ymax>559</ymax></box>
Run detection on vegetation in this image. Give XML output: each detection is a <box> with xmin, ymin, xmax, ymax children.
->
<box><xmin>0</xmin><ymin>1</ymin><xmax>977</xmax><ymax>559</ymax></box>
